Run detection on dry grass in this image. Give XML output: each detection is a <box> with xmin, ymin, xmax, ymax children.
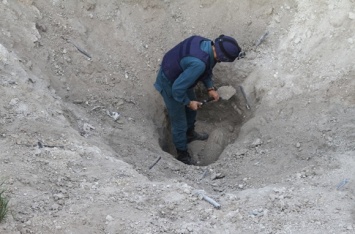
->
<box><xmin>0</xmin><ymin>184</ymin><xmax>9</xmax><ymax>223</ymax></box>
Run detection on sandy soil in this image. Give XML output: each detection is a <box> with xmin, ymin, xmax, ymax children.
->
<box><xmin>0</xmin><ymin>0</ymin><xmax>354</xmax><ymax>233</ymax></box>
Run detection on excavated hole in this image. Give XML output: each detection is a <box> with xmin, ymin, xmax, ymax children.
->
<box><xmin>158</xmin><ymin>84</ymin><xmax>251</xmax><ymax>166</ymax></box>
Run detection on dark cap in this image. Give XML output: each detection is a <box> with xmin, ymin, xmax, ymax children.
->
<box><xmin>214</xmin><ymin>35</ymin><xmax>241</xmax><ymax>62</ymax></box>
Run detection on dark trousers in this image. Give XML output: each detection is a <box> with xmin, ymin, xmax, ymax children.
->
<box><xmin>154</xmin><ymin>69</ymin><xmax>196</xmax><ymax>151</ymax></box>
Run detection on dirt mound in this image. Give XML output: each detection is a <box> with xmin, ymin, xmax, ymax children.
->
<box><xmin>0</xmin><ymin>0</ymin><xmax>354</xmax><ymax>233</ymax></box>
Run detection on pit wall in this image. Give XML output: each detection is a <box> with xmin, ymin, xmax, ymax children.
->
<box><xmin>225</xmin><ymin>0</ymin><xmax>355</xmax><ymax>159</ymax></box>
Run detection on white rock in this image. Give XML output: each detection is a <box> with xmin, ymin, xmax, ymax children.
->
<box><xmin>217</xmin><ymin>85</ymin><xmax>236</xmax><ymax>100</ymax></box>
<box><xmin>106</xmin><ymin>215</ymin><xmax>114</xmax><ymax>221</ymax></box>
<box><xmin>251</xmin><ymin>138</ymin><xmax>262</xmax><ymax>147</ymax></box>
<box><xmin>183</xmin><ymin>188</ymin><xmax>191</xmax><ymax>194</ymax></box>
<box><xmin>349</xmin><ymin>12</ymin><xmax>355</xmax><ymax>20</ymax></box>
<box><xmin>9</xmin><ymin>98</ymin><xmax>19</xmax><ymax>106</ymax></box>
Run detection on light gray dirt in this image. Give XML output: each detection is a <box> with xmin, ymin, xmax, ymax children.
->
<box><xmin>217</xmin><ymin>86</ymin><xmax>236</xmax><ymax>101</ymax></box>
<box><xmin>199</xmin><ymin>128</ymin><xmax>226</xmax><ymax>166</ymax></box>
<box><xmin>0</xmin><ymin>0</ymin><xmax>355</xmax><ymax>233</ymax></box>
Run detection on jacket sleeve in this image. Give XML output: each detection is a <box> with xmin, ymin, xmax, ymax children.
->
<box><xmin>171</xmin><ymin>57</ymin><xmax>206</xmax><ymax>105</ymax></box>
<box><xmin>202</xmin><ymin>74</ymin><xmax>214</xmax><ymax>89</ymax></box>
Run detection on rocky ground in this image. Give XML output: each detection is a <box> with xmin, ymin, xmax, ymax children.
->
<box><xmin>0</xmin><ymin>0</ymin><xmax>354</xmax><ymax>233</ymax></box>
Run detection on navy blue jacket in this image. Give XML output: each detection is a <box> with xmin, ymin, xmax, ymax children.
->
<box><xmin>159</xmin><ymin>36</ymin><xmax>216</xmax><ymax>105</ymax></box>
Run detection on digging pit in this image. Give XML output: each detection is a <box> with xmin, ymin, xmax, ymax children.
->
<box><xmin>157</xmin><ymin>84</ymin><xmax>251</xmax><ymax>166</ymax></box>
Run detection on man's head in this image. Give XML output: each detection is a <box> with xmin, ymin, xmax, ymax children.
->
<box><xmin>214</xmin><ymin>35</ymin><xmax>242</xmax><ymax>62</ymax></box>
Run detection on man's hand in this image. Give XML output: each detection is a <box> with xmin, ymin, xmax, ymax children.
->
<box><xmin>187</xmin><ymin>101</ymin><xmax>203</xmax><ymax>110</ymax></box>
<box><xmin>208</xmin><ymin>89</ymin><xmax>219</xmax><ymax>101</ymax></box>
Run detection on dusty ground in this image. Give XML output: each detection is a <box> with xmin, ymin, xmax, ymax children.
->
<box><xmin>0</xmin><ymin>0</ymin><xmax>355</xmax><ymax>233</ymax></box>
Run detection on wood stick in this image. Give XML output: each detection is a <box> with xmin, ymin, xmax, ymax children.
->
<box><xmin>149</xmin><ymin>156</ymin><xmax>161</xmax><ymax>170</ymax></box>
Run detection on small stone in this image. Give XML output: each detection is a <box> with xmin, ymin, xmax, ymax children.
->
<box><xmin>83</xmin><ymin>123</ymin><xmax>95</xmax><ymax>132</ymax></box>
<box><xmin>210</xmin><ymin>172</ymin><xmax>217</xmax><ymax>180</ymax></box>
<box><xmin>294</xmin><ymin>37</ymin><xmax>301</xmax><ymax>44</ymax></box>
<box><xmin>296</xmin><ymin>142</ymin><xmax>301</xmax><ymax>148</ymax></box>
<box><xmin>26</xmin><ymin>61</ymin><xmax>33</xmax><ymax>69</ymax></box>
<box><xmin>183</xmin><ymin>188</ymin><xmax>191</xmax><ymax>194</ymax></box>
<box><xmin>216</xmin><ymin>173</ymin><xmax>225</xmax><ymax>179</ymax></box>
<box><xmin>265</xmin><ymin>8</ymin><xmax>273</xmax><ymax>15</ymax></box>
<box><xmin>106</xmin><ymin>215</ymin><xmax>114</xmax><ymax>221</ymax></box>
<box><xmin>235</xmin><ymin>148</ymin><xmax>247</xmax><ymax>156</ymax></box>
<box><xmin>228</xmin><ymin>125</ymin><xmax>234</xmax><ymax>132</ymax></box>
<box><xmin>9</xmin><ymin>98</ymin><xmax>19</xmax><ymax>106</ymax></box>
<box><xmin>53</xmin><ymin>193</ymin><xmax>65</xmax><ymax>200</ymax></box>
<box><xmin>349</xmin><ymin>12</ymin><xmax>355</xmax><ymax>20</ymax></box>
<box><xmin>210</xmin><ymin>172</ymin><xmax>225</xmax><ymax>180</ymax></box>
<box><xmin>51</xmin><ymin>203</ymin><xmax>60</xmax><ymax>210</ymax></box>
<box><xmin>57</xmin><ymin>199</ymin><xmax>65</xmax><ymax>205</ymax></box>
<box><xmin>251</xmin><ymin>138</ymin><xmax>262</xmax><ymax>147</ymax></box>
<box><xmin>34</xmin><ymin>148</ymin><xmax>42</xmax><ymax>156</ymax></box>
<box><xmin>35</xmin><ymin>22</ymin><xmax>47</xmax><ymax>32</ymax></box>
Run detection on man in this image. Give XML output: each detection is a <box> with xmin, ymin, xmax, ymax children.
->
<box><xmin>154</xmin><ymin>35</ymin><xmax>242</xmax><ymax>165</ymax></box>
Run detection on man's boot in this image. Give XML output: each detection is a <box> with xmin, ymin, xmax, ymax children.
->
<box><xmin>187</xmin><ymin>128</ymin><xmax>209</xmax><ymax>143</ymax></box>
<box><xmin>176</xmin><ymin>149</ymin><xmax>195</xmax><ymax>165</ymax></box>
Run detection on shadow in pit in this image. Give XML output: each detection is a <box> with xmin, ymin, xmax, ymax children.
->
<box><xmin>157</xmin><ymin>109</ymin><xmax>177</xmax><ymax>157</ymax></box>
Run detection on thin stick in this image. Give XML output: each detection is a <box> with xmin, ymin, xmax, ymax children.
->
<box><xmin>71</xmin><ymin>43</ymin><xmax>92</xmax><ymax>59</ymax></box>
<box><xmin>202</xmin><ymin>194</ymin><xmax>221</xmax><ymax>209</ymax></box>
<box><xmin>61</xmin><ymin>36</ymin><xmax>92</xmax><ymax>59</ymax></box>
<box><xmin>336</xmin><ymin>178</ymin><xmax>350</xmax><ymax>190</ymax></box>
<box><xmin>239</xmin><ymin>85</ymin><xmax>250</xmax><ymax>110</ymax></box>
<box><xmin>149</xmin><ymin>156</ymin><xmax>161</xmax><ymax>170</ymax></box>
<box><xmin>199</xmin><ymin>169</ymin><xmax>209</xmax><ymax>180</ymax></box>
<box><xmin>255</xmin><ymin>31</ymin><xmax>269</xmax><ymax>47</ymax></box>
<box><xmin>195</xmin><ymin>191</ymin><xmax>221</xmax><ymax>209</ymax></box>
